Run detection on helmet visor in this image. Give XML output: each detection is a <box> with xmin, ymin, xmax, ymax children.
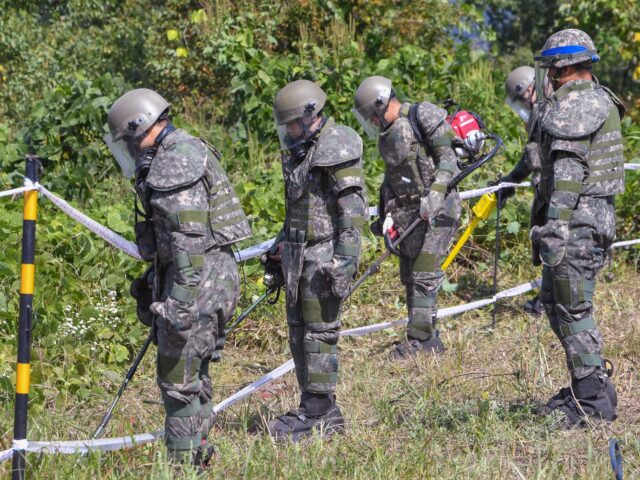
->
<box><xmin>506</xmin><ymin>97</ymin><xmax>532</xmax><ymax>124</ymax></box>
<box><xmin>103</xmin><ymin>133</ymin><xmax>136</xmax><ymax>178</ymax></box>
<box><xmin>275</xmin><ymin>116</ymin><xmax>314</xmax><ymax>151</ymax></box>
<box><xmin>534</xmin><ymin>59</ymin><xmax>550</xmax><ymax>103</ymax></box>
<box><xmin>352</xmin><ymin>102</ymin><xmax>382</xmax><ymax>139</ymax></box>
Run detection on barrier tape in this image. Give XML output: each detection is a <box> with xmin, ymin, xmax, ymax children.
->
<box><xmin>0</xmin><ymin>185</ymin><xmax>34</xmax><ymax>198</ymax></box>
<box><xmin>0</xmin><ymin>165</ymin><xmax>637</xmax><ymax>460</ymax></box>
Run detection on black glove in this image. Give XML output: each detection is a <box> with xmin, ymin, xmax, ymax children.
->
<box><xmin>261</xmin><ymin>253</ymin><xmax>285</xmax><ymax>289</ymax></box>
<box><xmin>488</xmin><ymin>174</ymin><xmax>516</xmax><ymax>208</ymax></box>
<box><xmin>130</xmin><ymin>266</ymin><xmax>155</xmax><ymax>327</ymax></box>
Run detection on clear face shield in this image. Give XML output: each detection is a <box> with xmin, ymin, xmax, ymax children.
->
<box><xmin>506</xmin><ymin>80</ymin><xmax>536</xmax><ymax>125</ymax></box>
<box><xmin>352</xmin><ymin>101</ymin><xmax>382</xmax><ymax>139</ymax></box>
<box><xmin>275</xmin><ymin>114</ymin><xmax>317</xmax><ymax>151</ymax></box>
<box><xmin>103</xmin><ymin>133</ymin><xmax>139</xmax><ymax>178</ymax></box>
<box><xmin>533</xmin><ymin>58</ymin><xmax>550</xmax><ymax>104</ymax></box>
<box><xmin>353</xmin><ymin>97</ymin><xmax>392</xmax><ymax>140</ymax></box>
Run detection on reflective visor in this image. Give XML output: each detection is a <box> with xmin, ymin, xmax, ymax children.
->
<box><xmin>103</xmin><ymin>133</ymin><xmax>136</xmax><ymax>178</ymax></box>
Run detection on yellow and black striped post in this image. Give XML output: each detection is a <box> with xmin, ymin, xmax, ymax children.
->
<box><xmin>12</xmin><ymin>155</ymin><xmax>40</xmax><ymax>480</ymax></box>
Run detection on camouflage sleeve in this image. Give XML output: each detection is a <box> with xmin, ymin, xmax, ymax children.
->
<box><xmin>509</xmin><ymin>151</ymin><xmax>533</xmax><ymax>183</ymax></box>
<box><xmin>380</xmin><ymin>176</ymin><xmax>396</xmax><ymax>215</ymax></box>
<box><xmin>416</xmin><ymin>102</ymin><xmax>459</xmax><ymax>193</ymax></box>
<box><xmin>548</xmin><ymin>150</ymin><xmax>584</xmax><ymax>221</ymax></box>
<box><xmin>329</xmin><ymin>160</ymin><xmax>367</xmax><ymax>258</ymax></box>
<box><xmin>428</xmin><ymin>121</ymin><xmax>460</xmax><ymax>190</ymax></box>
<box><xmin>151</xmin><ymin>180</ymin><xmax>209</xmax><ymax>305</ymax></box>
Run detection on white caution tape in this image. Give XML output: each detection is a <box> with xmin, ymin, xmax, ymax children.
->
<box><xmin>0</xmin><ymin>449</ymin><xmax>12</xmax><ymax>462</ymax></box>
<box><xmin>624</xmin><ymin>162</ymin><xmax>640</xmax><ymax>170</ymax></box>
<box><xmin>0</xmin><ymin>185</ymin><xmax>36</xmax><ymax>198</ymax></box>
<box><xmin>12</xmin><ymin>439</ymin><xmax>28</xmax><ymax>450</ymax></box>
<box><xmin>612</xmin><ymin>238</ymin><xmax>640</xmax><ymax>248</ymax></box>
<box><xmin>211</xmin><ymin>278</ymin><xmax>542</xmax><ymax>412</ymax></box>
<box><xmin>0</xmin><ymin>236</ymin><xmax>636</xmax><ymax>460</ymax></box>
<box><xmin>213</xmin><ymin>359</ymin><xmax>295</xmax><ymax>414</ymax></box>
<box><xmin>37</xmin><ymin>183</ymin><xmax>143</xmax><ymax>260</ymax></box>
<box><xmin>0</xmin><ymin>431</ymin><xmax>164</xmax><ymax>459</ymax></box>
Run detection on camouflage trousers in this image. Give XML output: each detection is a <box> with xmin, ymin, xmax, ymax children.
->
<box><xmin>399</xmin><ymin>193</ymin><xmax>460</xmax><ymax>341</ymax></box>
<box><xmin>286</xmin><ymin>241</ymin><xmax>342</xmax><ymax>395</ymax></box>
<box><xmin>538</xmin><ymin>196</ymin><xmax>616</xmax><ymax>380</ymax></box>
<box><xmin>155</xmin><ymin>247</ymin><xmax>239</xmax><ymax>456</ymax></box>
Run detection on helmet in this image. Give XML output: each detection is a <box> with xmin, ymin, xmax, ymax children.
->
<box><xmin>273</xmin><ymin>79</ymin><xmax>327</xmax><ymax>150</ymax></box>
<box><xmin>536</xmin><ymin>29</ymin><xmax>599</xmax><ymax>69</ymax></box>
<box><xmin>352</xmin><ymin>76</ymin><xmax>393</xmax><ymax>138</ymax></box>
<box><xmin>505</xmin><ymin>66</ymin><xmax>535</xmax><ymax>123</ymax></box>
<box><xmin>104</xmin><ymin>89</ymin><xmax>170</xmax><ymax>177</ymax></box>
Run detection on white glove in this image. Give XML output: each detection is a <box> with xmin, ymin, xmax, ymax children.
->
<box><xmin>382</xmin><ymin>214</ymin><xmax>394</xmax><ymax>235</ymax></box>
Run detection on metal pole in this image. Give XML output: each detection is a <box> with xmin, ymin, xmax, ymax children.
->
<box><xmin>92</xmin><ymin>333</ymin><xmax>154</xmax><ymax>439</ymax></box>
<box><xmin>12</xmin><ymin>155</ymin><xmax>41</xmax><ymax>480</ymax></box>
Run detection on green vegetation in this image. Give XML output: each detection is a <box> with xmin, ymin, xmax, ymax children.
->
<box><xmin>0</xmin><ymin>0</ymin><xmax>639</xmax><ymax>477</ymax></box>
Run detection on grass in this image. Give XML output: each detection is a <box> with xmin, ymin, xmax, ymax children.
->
<box><xmin>0</xmin><ymin>251</ymin><xmax>639</xmax><ymax>479</ymax></box>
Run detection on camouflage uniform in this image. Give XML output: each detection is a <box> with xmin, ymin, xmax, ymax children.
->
<box><xmin>374</xmin><ymin>102</ymin><xmax>461</xmax><ymax>349</ymax></box>
<box><xmin>280</xmin><ymin>118</ymin><xmax>367</xmax><ymax>400</ymax></box>
<box><xmin>137</xmin><ymin>129</ymin><xmax>252</xmax><ymax>459</ymax></box>
<box><xmin>532</xmin><ymin>79</ymin><xmax>624</xmax><ymax>390</ymax></box>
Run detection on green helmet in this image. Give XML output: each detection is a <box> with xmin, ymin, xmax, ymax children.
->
<box><xmin>104</xmin><ymin>88</ymin><xmax>170</xmax><ymax>177</ymax></box>
<box><xmin>352</xmin><ymin>76</ymin><xmax>392</xmax><ymax>138</ymax></box>
<box><xmin>536</xmin><ymin>29</ymin><xmax>599</xmax><ymax>69</ymax></box>
<box><xmin>505</xmin><ymin>66</ymin><xmax>535</xmax><ymax>123</ymax></box>
<box><xmin>273</xmin><ymin>80</ymin><xmax>327</xmax><ymax>150</ymax></box>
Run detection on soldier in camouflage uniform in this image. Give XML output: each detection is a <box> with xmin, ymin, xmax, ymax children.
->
<box><xmin>499</xmin><ymin>66</ymin><xmax>546</xmax><ymax>315</ymax></box>
<box><xmin>105</xmin><ymin>89</ymin><xmax>252</xmax><ymax>464</ymax></box>
<box><xmin>353</xmin><ymin>76</ymin><xmax>462</xmax><ymax>359</ymax></box>
<box><xmin>266</xmin><ymin>80</ymin><xmax>367</xmax><ymax>441</ymax></box>
<box><xmin>500</xmin><ymin>66</ymin><xmax>544</xmax><ymax>202</ymax></box>
<box><xmin>499</xmin><ymin>30</ymin><xmax>624</xmax><ymax>426</ymax></box>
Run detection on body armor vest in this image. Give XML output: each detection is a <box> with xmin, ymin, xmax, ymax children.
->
<box><xmin>282</xmin><ymin>120</ymin><xmax>363</xmax><ymax>244</ymax></box>
<box><xmin>201</xmin><ymin>144</ymin><xmax>253</xmax><ymax>246</ymax></box>
<box><xmin>285</xmin><ymin>165</ymin><xmax>338</xmax><ymax>244</ymax></box>
<box><xmin>138</xmin><ymin>131</ymin><xmax>251</xmax><ymax>264</ymax></box>
<box><xmin>378</xmin><ymin>112</ymin><xmax>436</xmax><ymax>209</ymax></box>
<box><xmin>538</xmin><ymin>81</ymin><xmax>625</xmax><ymax>204</ymax></box>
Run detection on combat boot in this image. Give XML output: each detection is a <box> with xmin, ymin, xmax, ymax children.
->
<box><xmin>268</xmin><ymin>393</ymin><xmax>345</xmax><ymax>442</ymax></box>
<box><xmin>391</xmin><ymin>330</ymin><xmax>445</xmax><ymax>360</ymax></box>
<box><xmin>192</xmin><ymin>442</ymin><xmax>216</xmax><ymax>474</ymax></box>
<box><xmin>536</xmin><ymin>370</ymin><xmax>617</xmax><ymax>428</ymax></box>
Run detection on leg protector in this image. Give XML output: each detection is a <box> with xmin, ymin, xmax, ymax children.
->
<box><xmin>163</xmin><ymin>395</ymin><xmax>204</xmax><ymax>461</ymax></box>
<box><xmin>301</xmin><ymin>297</ymin><xmax>340</xmax><ymax>394</ymax></box>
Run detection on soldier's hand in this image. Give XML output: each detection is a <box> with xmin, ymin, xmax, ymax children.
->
<box><xmin>382</xmin><ymin>214</ymin><xmax>398</xmax><ymax>240</ymax></box>
<box><xmin>488</xmin><ymin>175</ymin><xmax>516</xmax><ymax>208</ymax></box>
<box><xmin>268</xmin><ymin>242</ymin><xmax>284</xmax><ymax>262</ymax></box>
<box><xmin>261</xmin><ymin>253</ymin><xmax>285</xmax><ymax>289</ymax></box>
<box><xmin>419</xmin><ymin>189</ymin><xmax>445</xmax><ymax>222</ymax></box>
<box><xmin>130</xmin><ymin>267</ymin><xmax>154</xmax><ymax>327</ymax></box>
<box><xmin>150</xmin><ymin>297</ymin><xmax>198</xmax><ymax>333</ymax></box>
<box><xmin>324</xmin><ymin>254</ymin><xmax>357</xmax><ymax>298</ymax></box>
